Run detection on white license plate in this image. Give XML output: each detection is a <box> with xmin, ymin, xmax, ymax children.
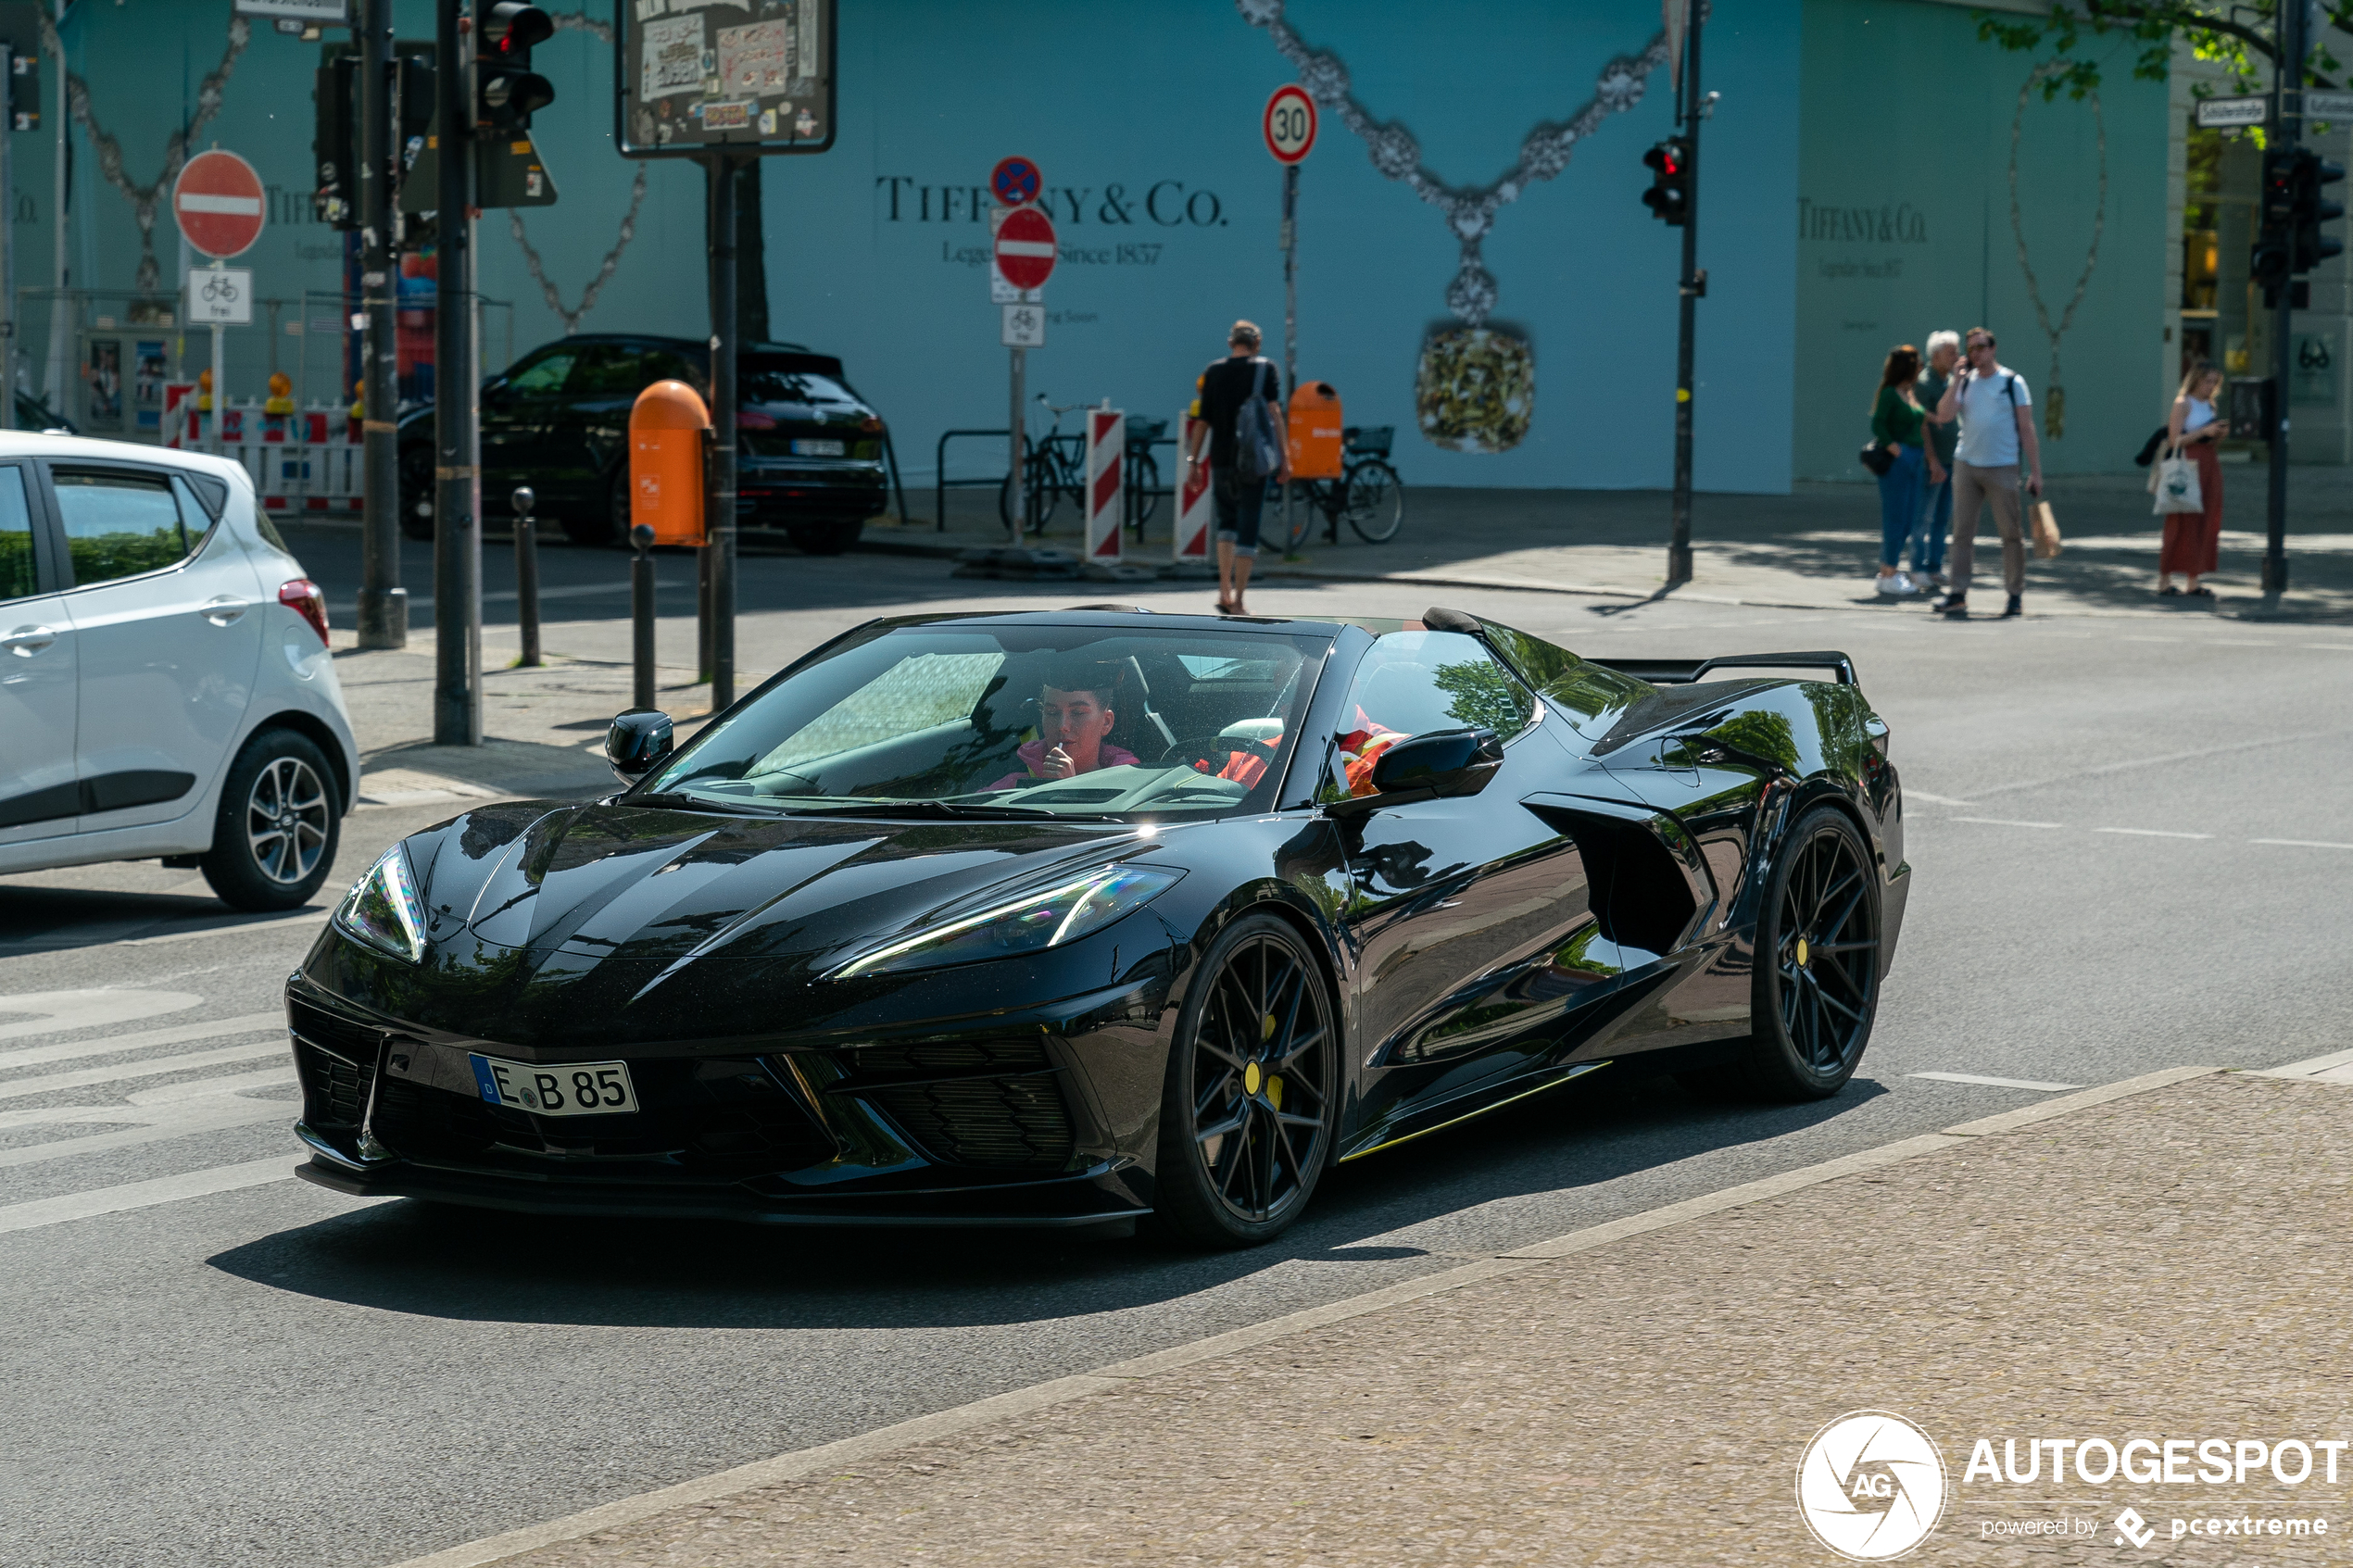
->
<box><xmin>790</xmin><ymin>437</ymin><xmax>845</xmax><ymax>457</ymax></box>
<box><xmin>468</xmin><ymin>1053</ymin><xmax>639</xmax><ymax>1117</ymax></box>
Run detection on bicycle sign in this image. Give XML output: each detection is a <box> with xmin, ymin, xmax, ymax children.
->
<box><xmin>1264</xmin><ymin>83</ymin><xmax>1316</xmax><ymax>164</ymax></box>
<box><xmin>185</xmin><ymin>266</ymin><xmax>253</xmax><ymax>325</ymax></box>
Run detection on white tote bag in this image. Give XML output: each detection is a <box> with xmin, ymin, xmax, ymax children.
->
<box><xmin>2152</xmin><ymin>447</ymin><xmax>2205</xmax><ymax>515</ymax></box>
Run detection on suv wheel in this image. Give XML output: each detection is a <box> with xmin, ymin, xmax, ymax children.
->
<box><xmin>200</xmin><ymin>728</ymin><xmax>341</xmax><ymax>912</ymax></box>
<box><xmin>564</xmin><ymin>467</ymin><xmax>629</xmax><ymax>547</ymax></box>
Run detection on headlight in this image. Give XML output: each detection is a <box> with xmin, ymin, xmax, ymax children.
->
<box><xmin>333</xmin><ymin>844</ymin><xmax>427</xmax><ymax>964</ymax></box>
<box><xmin>828</xmin><ymin>863</ymin><xmax>1184</xmax><ymax>979</ymax></box>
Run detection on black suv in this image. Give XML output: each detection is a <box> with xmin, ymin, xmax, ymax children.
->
<box><xmin>398</xmin><ymin>334</ymin><xmax>889</xmax><ymax>555</ymax></box>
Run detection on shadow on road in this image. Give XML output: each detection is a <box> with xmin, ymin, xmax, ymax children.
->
<box><xmin>207</xmin><ymin>1063</ymin><xmax>1887</xmax><ymax>1330</ymax></box>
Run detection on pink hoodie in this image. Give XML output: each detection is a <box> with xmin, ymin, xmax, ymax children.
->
<box><xmin>986</xmin><ymin>736</ymin><xmax>1140</xmax><ymax>792</ymax></box>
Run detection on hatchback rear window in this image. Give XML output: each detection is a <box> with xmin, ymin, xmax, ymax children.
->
<box><xmin>55</xmin><ymin>470</ymin><xmax>196</xmax><ymax>587</ymax></box>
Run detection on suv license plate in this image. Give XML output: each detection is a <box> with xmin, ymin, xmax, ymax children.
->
<box><xmin>469</xmin><ymin>1053</ymin><xmax>638</xmax><ymax>1117</ymax></box>
<box><xmin>790</xmin><ymin>437</ymin><xmax>845</xmax><ymax>457</ymax></box>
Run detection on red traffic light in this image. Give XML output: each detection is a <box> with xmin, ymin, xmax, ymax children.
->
<box><xmin>1642</xmin><ymin>138</ymin><xmax>1692</xmax><ymax>225</ymax></box>
<box><xmin>483</xmin><ymin>3</ymin><xmax>554</xmax><ymax>56</ymax></box>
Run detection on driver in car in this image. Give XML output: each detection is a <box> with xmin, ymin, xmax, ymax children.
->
<box><xmin>988</xmin><ymin>662</ymin><xmax>1140</xmax><ymax>789</ymax></box>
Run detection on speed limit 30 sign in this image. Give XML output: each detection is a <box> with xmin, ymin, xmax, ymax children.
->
<box><xmin>1264</xmin><ymin>83</ymin><xmax>1316</xmax><ymax>165</ymax></box>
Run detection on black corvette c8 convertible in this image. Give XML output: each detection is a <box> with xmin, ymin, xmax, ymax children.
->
<box><xmin>288</xmin><ymin>607</ymin><xmax>1908</xmax><ymax>1245</ymax></box>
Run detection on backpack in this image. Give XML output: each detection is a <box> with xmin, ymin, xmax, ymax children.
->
<box><xmin>1233</xmin><ymin>359</ymin><xmax>1282</xmax><ymax>482</ymax></box>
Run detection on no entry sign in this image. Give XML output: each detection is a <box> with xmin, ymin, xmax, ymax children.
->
<box><xmin>1264</xmin><ymin>83</ymin><xmax>1316</xmax><ymax>165</ymax></box>
<box><xmin>994</xmin><ymin>206</ymin><xmax>1057</xmax><ymax>291</ymax></box>
<box><xmin>173</xmin><ymin>149</ymin><xmax>265</xmax><ymax>259</ymax></box>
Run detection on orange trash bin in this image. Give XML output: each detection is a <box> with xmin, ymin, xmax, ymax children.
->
<box><xmin>629</xmin><ymin>380</ymin><xmax>711</xmax><ymax>546</ymax></box>
<box><xmin>1287</xmin><ymin>380</ymin><xmax>1343</xmax><ymax>481</ymax></box>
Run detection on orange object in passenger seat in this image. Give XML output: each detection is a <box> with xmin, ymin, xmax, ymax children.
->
<box><xmin>629</xmin><ymin>380</ymin><xmax>711</xmax><ymax>546</ymax></box>
<box><xmin>1287</xmin><ymin>381</ymin><xmax>1343</xmax><ymax>481</ymax></box>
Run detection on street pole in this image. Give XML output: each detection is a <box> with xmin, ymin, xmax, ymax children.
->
<box><xmin>1280</xmin><ymin>160</ymin><xmax>1297</xmax><ymax>552</ymax></box>
<box><xmin>1666</xmin><ymin>2</ymin><xmax>1702</xmax><ymax>587</ymax></box>
<box><xmin>356</xmin><ymin>0</ymin><xmax>406</xmax><ymax>648</ymax></box>
<box><xmin>209</xmin><ymin>261</ymin><xmax>226</xmax><ymax>458</ymax></box>
<box><xmin>433</xmin><ymin>0</ymin><xmax>482</xmax><ymax>746</ymax></box>
<box><xmin>1008</xmin><ymin>344</ymin><xmax>1026</xmax><ymax>536</ymax></box>
<box><xmin>2</xmin><ymin>44</ymin><xmax>15</xmax><ymax>433</ymax></box>
<box><xmin>2265</xmin><ymin>0</ymin><xmax>2302</xmax><ymax>597</ymax></box>
<box><xmin>707</xmin><ymin>152</ymin><xmax>737</xmax><ymax>713</ymax></box>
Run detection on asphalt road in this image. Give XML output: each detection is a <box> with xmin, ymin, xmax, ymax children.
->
<box><xmin>3</xmin><ymin>546</ymin><xmax>2349</xmax><ymax>1568</ymax></box>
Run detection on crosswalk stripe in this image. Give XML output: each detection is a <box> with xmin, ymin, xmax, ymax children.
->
<box><xmin>0</xmin><ymin>1010</ymin><xmax>283</xmax><ymax>1072</ymax></box>
<box><xmin>0</xmin><ymin>1041</ymin><xmax>290</xmax><ymax>1101</ymax></box>
<box><xmin>0</xmin><ymin>1156</ymin><xmax>304</xmax><ymax>1236</ymax></box>
<box><xmin>0</xmin><ymin>1098</ymin><xmax>291</xmax><ymax>1170</ymax></box>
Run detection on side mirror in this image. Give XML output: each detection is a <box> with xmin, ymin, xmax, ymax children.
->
<box><xmin>606</xmin><ymin>708</ymin><xmax>673</xmax><ymax>782</ymax></box>
<box><xmin>1328</xmin><ymin>727</ymin><xmax>1503</xmax><ymax>817</ymax></box>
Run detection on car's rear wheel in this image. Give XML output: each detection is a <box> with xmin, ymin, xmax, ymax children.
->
<box><xmin>787</xmin><ymin>518</ymin><xmax>863</xmax><ymax>555</ymax></box>
<box><xmin>1154</xmin><ymin>913</ymin><xmax>1338</xmax><ymax>1247</ymax></box>
<box><xmin>200</xmin><ymin>728</ymin><xmax>341</xmax><ymax>912</ymax></box>
<box><xmin>562</xmin><ymin>468</ymin><xmax>630</xmax><ymax>548</ymax></box>
<box><xmin>1709</xmin><ymin>804</ymin><xmax>1881</xmax><ymax>1100</ymax></box>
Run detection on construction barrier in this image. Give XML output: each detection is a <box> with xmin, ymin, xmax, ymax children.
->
<box><xmin>1173</xmin><ymin>411</ymin><xmax>1213</xmax><ymax>563</ymax></box>
<box><xmin>168</xmin><ymin>395</ymin><xmax>366</xmax><ymax>514</ymax></box>
<box><xmin>1084</xmin><ymin>400</ymin><xmax>1123</xmax><ymax>563</ymax></box>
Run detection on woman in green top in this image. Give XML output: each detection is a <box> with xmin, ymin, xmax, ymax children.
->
<box><xmin>1869</xmin><ymin>344</ymin><xmax>1927</xmax><ymax>596</ymax></box>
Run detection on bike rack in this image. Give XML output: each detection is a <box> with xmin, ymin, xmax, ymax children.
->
<box><xmin>934</xmin><ymin>427</ymin><xmax>1012</xmax><ymax>533</ymax></box>
<box><xmin>1125</xmin><ymin>434</ymin><xmax>1176</xmax><ymax>538</ymax></box>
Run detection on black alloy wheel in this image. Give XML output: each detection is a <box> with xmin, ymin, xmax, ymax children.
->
<box><xmin>1155</xmin><ymin>913</ymin><xmax>1338</xmax><ymax>1246</ymax></box>
<box><xmin>1736</xmin><ymin>803</ymin><xmax>1881</xmax><ymax>1099</ymax></box>
<box><xmin>397</xmin><ymin>445</ymin><xmax>435</xmax><ymax>541</ymax></box>
<box><xmin>562</xmin><ymin>467</ymin><xmax>631</xmax><ymax>548</ymax></box>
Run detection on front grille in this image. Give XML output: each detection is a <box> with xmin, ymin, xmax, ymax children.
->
<box><xmin>838</xmin><ymin>1036</ymin><xmax>1076</xmax><ymax>1172</ymax></box>
<box><xmin>371</xmin><ymin>1055</ymin><xmax>837</xmax><ymax>1183</ymax></box>
<box><xmin>293</xmin><ymin>1039</ymin><xmax>373</xmax><ymax>1130</ymax></box>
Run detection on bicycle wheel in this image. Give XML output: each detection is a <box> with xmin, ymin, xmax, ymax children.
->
<box><xmin>1343</xmin><ymin>459</ymin><xmax>1404</xmax><ymax>544</ymax></box>
<box><xmin>1275</xmin><ymin>483</ymin><xmax>1313</xmax><ymax>554</ymax></box>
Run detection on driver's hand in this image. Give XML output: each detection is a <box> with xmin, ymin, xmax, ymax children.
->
<box><xmin>1041</xmin><ymin>746</ymin><xmax>1076</xmax><ymax>779</ymax></box>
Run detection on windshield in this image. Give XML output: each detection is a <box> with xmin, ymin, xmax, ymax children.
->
<box><xmin>639</xmin><ymin>622</ymin><xmax>1327</xmax><ymax>821</ymax></box>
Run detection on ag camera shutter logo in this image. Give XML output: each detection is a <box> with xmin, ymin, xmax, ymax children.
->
<box><xmin>1796</xmin><ymin>1411</ymin><xmax>1948</xmax><ymax>1560</ymax></box>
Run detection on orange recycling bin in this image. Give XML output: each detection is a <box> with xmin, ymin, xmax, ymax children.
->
<box><xmin>1287</xmin><ymin>381</ymin><xmax>1343</xmax><ymax>481</ymax></box>
<box><xmin>629</xmin><ymin>379</ymin><xmax>711</xmax><ymax>546</ymax></box>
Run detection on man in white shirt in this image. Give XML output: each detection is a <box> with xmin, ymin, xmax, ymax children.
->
<box><xmin>1929</xmin><ymin>327</ymin><xmax>2044</xmax><ymax>619</ymax></box>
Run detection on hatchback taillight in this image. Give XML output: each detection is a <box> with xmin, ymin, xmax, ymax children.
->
<box><xmin>280</xmin><ymin>578</ymin><xmax>329</xmax><ymax>646</ymax></box>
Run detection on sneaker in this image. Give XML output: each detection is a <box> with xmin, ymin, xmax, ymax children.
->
<box><xmin>1931</xmin><ymin>593</ymin><xmax>1969</xmax><ymax>618</ymax></box>
<box><xmin>2002</xmin><ymin>594</ymin><xmax>2023</xmax><ymax>619</ymax></box>
<box><xmin>1875</xmin><ymin>572</ymin><xmax>1917</xmax><ymax>596</ymax></box>
<box><xmin>1919</xmin><ymin>571</ymin><xmax>1947</xmax><ymax>590</ymax></box>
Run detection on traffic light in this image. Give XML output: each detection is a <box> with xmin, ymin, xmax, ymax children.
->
<box><xmin>476</xmin><ymin>3</ymin><xmax>554</xmax><ymax>130</ymax></box>
<box><xmin>1642</xmin><ymin>138</ymin><xmax>1692</xmax><ymax>225</ymax></box>
<box><xmin>2291</xmin><ymin>149</ymin><xmax>2345</xmax><ymax>275</ymax></box>
<box><xmin>313</xmin><ymin>53</ymin><xmax>358</xmax><ymax>229</ymax></box>
<box><xmin>2255</xmin><ymin>148</ymin><xmax>2296</xmax><ymax>304</ymax></box>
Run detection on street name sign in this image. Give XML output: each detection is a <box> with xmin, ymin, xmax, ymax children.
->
<box><xmin>2304</xmin><ymin>91</ymin><xmax>2353</xmax><ymax>119</ymax></box>
<box><xmin>994</xmin><ymin>206</ymin><xmax>1057</xmax><ymax>291</ymax></box>
<box><xmin>173</xmin><ymin>150</ymin><xmax>265</xmax><ymax>258</ymax></box>
<box><xmin>2196</xmin><ymin>94</ymin><xmax>2269</xmax><ymax>129</ymax></box>
<box><xmin>1264</xmin><ymin>83</ymin><xmax>1316</xmax><ymax>164</ymax></box>
<box><xmin>186</xmin><ymin>266</ymin><xmax>253</xmax><ymax>325</ymax></box>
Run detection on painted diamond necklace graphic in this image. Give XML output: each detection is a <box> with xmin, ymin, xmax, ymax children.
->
<box><xmin>1238</xmin><ymin>0</ymin><xmax>1679</xmax><ymax>452</ymax></box>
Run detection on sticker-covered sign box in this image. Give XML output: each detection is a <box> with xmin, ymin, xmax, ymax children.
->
<box><xmin>617</xmin><ymin>0</ymin><xmax>837</xmax><ymax>157</ymax></box>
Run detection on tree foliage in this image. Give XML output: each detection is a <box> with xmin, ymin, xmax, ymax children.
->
<box><xmin>1974</xmin><ymin>0</ymin><xmax>2345</xmax><ymax>100</ymax></box>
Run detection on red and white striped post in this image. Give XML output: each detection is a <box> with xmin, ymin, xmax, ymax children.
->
<box><xmin>1085</xmin><ymin>400</ymin><xmax>1124</xmax><ymax>563</ymax></box>
<box><xmin>1173</xmin><ymin>410</ymin><xmax>1213</xmax><ymax>564</ymax></box>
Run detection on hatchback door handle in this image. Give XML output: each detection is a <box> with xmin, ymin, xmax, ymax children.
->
<box><xmin>198</xmin><ymin>596</ymin><xmax>249</xmax><ymax>625</ymax></box>
<box><xmin>2</xmin><ymin>623</ymin><xmax>59</xmax><ymax>656</ymax></box>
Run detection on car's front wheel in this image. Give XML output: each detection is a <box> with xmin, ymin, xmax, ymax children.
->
<box><xmin>200</xmin><ymin>728</ymin><xmax>341</xmax><ymax>911</ymax></box>
<box><xmin>1154</xmin><ymin>912</ymin><xmax>1338</xmax><ymax>1247</ymax></box>
<box><xmin>1718</xmin><ymin>803</ymin><xmax>1881</xmax><ymax>1100</ymax></box>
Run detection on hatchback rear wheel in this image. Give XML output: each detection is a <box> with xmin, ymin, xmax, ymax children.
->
<box><xmin>201</xmin><ymin>728</ymin><xmax>340</xmax><ymax>911</ymax></box>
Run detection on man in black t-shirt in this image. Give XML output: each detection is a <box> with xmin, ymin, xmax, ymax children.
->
<box><xmin>1183</xmin><ymin>320</ymin><xmax>1287</xmax><ymax>615</ymax></box>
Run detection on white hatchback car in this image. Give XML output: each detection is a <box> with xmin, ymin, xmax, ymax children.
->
<box><xmin>0</xmin><ymin>433</ymin><xmax>359</xmax><ymax>910</ymax></box>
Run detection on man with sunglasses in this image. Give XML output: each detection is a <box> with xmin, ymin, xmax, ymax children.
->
<box><xmin>1928</xmin><ymin>328</ymin><xmax>2044</xmax><ymax>619</ymax></box>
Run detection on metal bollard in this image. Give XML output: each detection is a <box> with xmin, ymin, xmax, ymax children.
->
<box><xmin>631</xmin><ymin>521</ymin><xmax>657</xmax><ymax>710</ymax></box>
<box><xmin>511</xmin><ymin>485</ymin><xmax>542</xmax><ymax>669</ymax></box>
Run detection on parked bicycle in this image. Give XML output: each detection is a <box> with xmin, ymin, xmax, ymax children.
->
<box><xmin>1283</xmin><ymin>425</ymin><xmax>1403</xmax><ymax>550</ymax></box>
<box><xmin>999</xmin><ymin>397</ymin><xmax>1163</xmax><ymax>536</ymax></box>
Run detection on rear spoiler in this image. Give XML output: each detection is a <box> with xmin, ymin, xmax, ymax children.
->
<box><xmin>1588</xmin><ymin>650</ymin><xmax>1858</xmax><ymax>687</ymax></box>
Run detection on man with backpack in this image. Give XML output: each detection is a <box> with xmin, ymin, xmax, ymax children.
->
<box><xmin>1184</xmin><ymin>320</ymin><xmax>1288</xmax><ymax>616</ymax></box>
<box><xmin>1927</xmin><ymin>327</ymin><xmax>2044</xmax><ymax>619</ymax></box>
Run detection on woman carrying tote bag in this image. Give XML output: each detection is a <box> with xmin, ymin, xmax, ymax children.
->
<box><xmin>1868</xmin><ymin>345</ymin><xmax>1930</xmax><ymax>596</ymax></box>
<box><xmin>2157</xmin><ymin>361</ymin><xmax>2225</xmax><ymax>598</ymax></box>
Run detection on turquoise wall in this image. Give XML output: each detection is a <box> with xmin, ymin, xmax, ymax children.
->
<box><xmin>32</xmin><ymin>2</ymin><xmax>1803</xmax><ymax>488</ymax></box>
<box><xmin>1795</xmin><ymin>0</ymin><xmax>2170</xmax><ymax>477</ymax></box>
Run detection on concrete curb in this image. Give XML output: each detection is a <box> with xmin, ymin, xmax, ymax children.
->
<box><xmin>372</xmin><ymin>1064</ymin><xmax>2221</xmax><ymax>1568</ymax></box>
